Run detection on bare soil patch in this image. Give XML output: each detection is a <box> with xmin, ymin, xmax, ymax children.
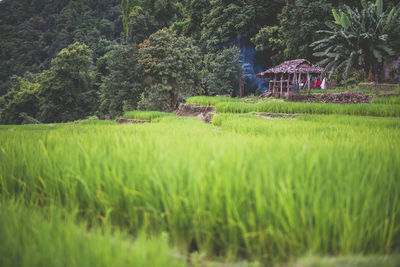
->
<box><xmin>175</xmin><ymin>103</ymin><xmax>215</xmax><ymax>123</ymax></box>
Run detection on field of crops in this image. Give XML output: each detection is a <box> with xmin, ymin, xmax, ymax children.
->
<box><xmin>1</xmin><ymin>97</ymin><xmax>400</xmax><ymax>266</ymax></box>
<box><xmin>187</xmin><ymin>96</ymin><xmax>400</xmax><ymax>117</ymax></box>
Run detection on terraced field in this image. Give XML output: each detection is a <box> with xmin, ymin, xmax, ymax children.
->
<box><xmin>1</xmin><ymin>97</ymin><xmax>399</xmax><ymax>266</ymax></box>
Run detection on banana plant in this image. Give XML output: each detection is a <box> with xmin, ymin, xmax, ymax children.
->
<box><xmin>311</xmin><ymin>0</ymin><xmax>400</xmax><ymax>96</ymax></box>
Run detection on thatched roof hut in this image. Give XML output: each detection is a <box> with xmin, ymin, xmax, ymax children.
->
<box><xmin>256</xmin><ymin>59</ymin><xmax>325</xmax><ymax>97</ymax></box>
<box><xmin>256</xmin><ymin>59</ymin><xmax>324</xmax><ymax>78</ymax></box>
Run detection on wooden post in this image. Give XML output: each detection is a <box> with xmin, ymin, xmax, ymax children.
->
<box><xmin>280</xmin><ymin>73</ymin><xmax>283</xmax><ymax>97</ymax></box>
<box><xmin>307</xmin><ymin>72</ymin><xmax>310</xmax><ymax>93</ymax></box>
<box><xmin>273</xmin><ymin>74</ymin><xmax>277</xmax><ymax>94</ymax></box>
<box><xmin>298</xmin><ymin>72</ymin><xmax>302</xmax><ymax>89</ymax></box>
<box><xmin>287</xmin><ymin>73</ymin><xmax>290</xmax><ymax>98</ymax></box>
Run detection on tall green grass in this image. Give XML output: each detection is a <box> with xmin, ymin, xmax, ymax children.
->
<box><xmin>373</xmin><ymin>96</ymin><xmax>400</xmax><ymax>105</ymax></box>
<box><xmin>215</xmin><ymin>101</ymin><xmax>400</xmax><ymax>117</ymax></box>
<box><xmin>186</xmin><ymin>96</ymin><xmax>242</xmax><ymax>106</ymax></box>
<box><xmin>0</xmin><ymin>201</ymin><xmax>185</xmax><ymax>267</ymax></box>
<box><xmin>1</xmin><ymin>115</ymin><xmax>399</xmax><ymax>262</ymax></box>
<box><xmin>124</xmin><ymin>110</ymin><xmax>176</xmax><ymax>121</ymax></box>
<box><xmin>3</xmin><ymin>201</ymin><xmax>395</xmax><ymax>267</ymax></box>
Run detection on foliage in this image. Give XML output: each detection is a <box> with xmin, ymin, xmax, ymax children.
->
<box><xmin>19</xmin><ymin>112</ymin><xmax>42</xmax><ymax>124</ymax></box>
<box><xmin>203</xmin><ymin>47</ymin><xmax>241</xmax><ymax>96</ymax></box>
<box><xmin>99</xmin><ymin>44</ymin><xmax>142</xmax><ymax>117</ymax></box>
<box><xmin>171</xmin><ymin>0</ymin><xmax>211</xmax><ymax>40</ymax></box>
<box><xmin>38</xmin><ymin>42</ymin><xmax>97</xmax><ymax>122</ymax></box>
<box><xmin>0</xmin><ymin>74</ymin><xmax>40</xmax><ymax>124</ymax></box>
<box><xmin>0</xmin><ymin>0</ymin><xmax>123</xmax><ymax>95</ymax></box>
<box><xmin>127</xmin><ymin>8</ymin><xmax>158</xmax><ymax>44</ymax></box>
<box><xmin>137</xmin><ymin>28</ymin><xmax>202</xmax><ymax>110</ymax></box>
<box><xmin>279</xmin><ymin>0</ymin><xmax>334</xmax><ymax>61</ymax></box>
<box><xmin>201</xmin><ymin>0</ymin><xmax>255</xmax><ymax>50</ymax></box>
<box><xmin>251</xmin><ymin>0</ymin><xmax>333</xmax><ymax>66</ymax></box>
<box><xmin>312</xmin><ymin>0</ymin><xmax>400</xmax><ymax>94</ymax></box>
<box><xmin>251</xmin><ymin>26</ymin><xmax>285</xmax><ymax>66</ymax></box>
<box><xmin>201</xmin><ymin>0</ymin><xmax>285</xmax><ymax>51</ymax></box>
<box><xmin>121</xmin><ymin>0</ymin><xmax>180</xmax><ymax>41</ymax></box>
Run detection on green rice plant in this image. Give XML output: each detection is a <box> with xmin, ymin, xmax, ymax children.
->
<box><xmin>0</xmin><ymin>115</ymin><xmax>399</xmax><ymax>262</ymax></box>
<box><xmin>279</xmin><ymin>255</ymin><xmax>400</xmax><ymax>267</ymax></box>
<box><xmin>124</xmin><ymin>110</ymin><xmax>176</xmax><ymax>121</ymax></box>
<box><xmin>215</xmin><ymin>101</ymin><xmax>400</xmax><ymax>117</ymax></box>
<box><xmin>186</xmin><ymin>96</ymin><xmax>282</xmax><ymax>106</ymax></box>
<box><xmin>186</xmin><ymin>96</ymin><xmax>242</xmax><ymax>106</ymax></box>
<box><xmin>373</xmin><ymin>96</ymin><xmax>400</xmax><ymax>105</ymax></box>
<box><xmin>76</xmin><ymin>118</ymin><xmax>118</xmax><ymax>125</ymax></box>
<box><xmin>0</xmin><ymin>201</ymin><xmax>185</xmax><ymax>267</ymax></box>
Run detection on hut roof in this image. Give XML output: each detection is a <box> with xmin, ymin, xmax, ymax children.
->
<box><xmin>256</xmin><ymin>59</ymin><xmax>324</xmax><ymax>78</ymax></box>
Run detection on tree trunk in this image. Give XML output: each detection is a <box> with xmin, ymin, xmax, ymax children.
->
<box><xmin>368</xmin><ymin>62</ymin><xmax>373</xmax><ymax>81</ymax></box>
<box><xmin>170</xmin><ymin>89</ymin><xmax>177</xmax><ymax>110</ymax></box>
<box><xmin>373</xmin><ymin>61</ymin><xmax>379</xmax><ymax>97</ymax></box>
<box><xmin>237</xmin><ymin>38</ymin><xmax>243</xmax><ymax>98</ymax></box>
<box><xmin>342</xmin><ymin>73</ymin><xmax>348</xmax><ymax>92</ymax></box>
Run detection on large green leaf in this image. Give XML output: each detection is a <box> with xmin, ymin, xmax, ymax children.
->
<box><xmin>377</xmin><ymin>44</ymin><xmax>394</xmax><ymax>56</ymax></box>
<box><xmin>376</xmin><ymin>0</ymin><xmax>383</xmax><ymax>15</ymax></box>
<box><xmin>340</xmin><ymin>13</ymin><xmax>351</xmax><ymax>30</ymax></box>
<box><xmin>386</xmin><ymin>7</ymin><xmax>396</xmax><ymax>25</ymax></box>
<box><xmin>372</xmin><ymin>48</ymin><xmax>383</xmax><ymax>62</ymax></box>
<box><xmin>361</xmin><ymin>0</ymin><xmax>368</xmax><ymax>10</ymax></box>
<box><xmin>332</xmin><ymin>8</ymin><xmax>341</xmax><ymax>24</ymax></box>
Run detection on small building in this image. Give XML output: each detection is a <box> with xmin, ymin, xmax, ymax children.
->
<box><xmin>256</xmin><ymin>59</ymin><xmax>324</xmax><ymax>96</ymax></box>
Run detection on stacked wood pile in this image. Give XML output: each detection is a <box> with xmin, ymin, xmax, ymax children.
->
<box><xmin>289</xmin><ymin>92</ymin><xmax>372</xmax><ymax>104</ymax></box>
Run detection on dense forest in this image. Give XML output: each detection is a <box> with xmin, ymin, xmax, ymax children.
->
<box><xmin>0</xmin><ymin>0</ymin><xmax>399</xmax><ymax>124</ymax></box>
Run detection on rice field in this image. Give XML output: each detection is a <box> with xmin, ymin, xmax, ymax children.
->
<box><xmin>214</xmin><ymin>101</ymin><xmax>400</xmax><ymax>117</ymax></box>
<box><xmin>373</xmin><ymin>96</ymin><xmax>400</xmax><ymax>105</ymax></box>
<box><xmin>187</xmin><ymin>96</ymin><xmax>400</xmax><ymax>117</ymax></box>
<box><xmin>1</xmin><ymin>98</ymin><xmax>400</xmax><ymax>266</ymax></box>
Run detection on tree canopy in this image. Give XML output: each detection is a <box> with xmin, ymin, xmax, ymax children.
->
<box><xmin>137</xmin><ymin>28</ymin><xmax>202</xmax><ymax>110</ymax></box>
<box><xmin>312</xmin><ymin>0</ymin><xmax>400</xmax><ymax>94</ymax></box>
<box><xmin>0</xmin><ymin>0</ymin><xmax>399</xmax><ymax>123</ymax></box>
